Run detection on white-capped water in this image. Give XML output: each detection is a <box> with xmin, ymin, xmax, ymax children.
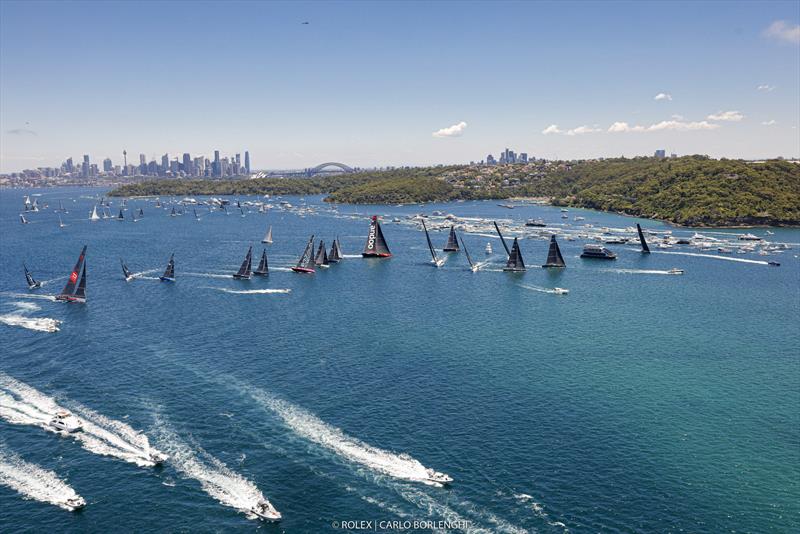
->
<box><xmin>0</xmin><ymin>445</ymin><xmax>85</xmax><ymax>511</ymax></box>
<box><xmin>204</xmin><ymin>287</ymin><xmax>291</xmax><ymax>295</ymax></box>
<box><xmin>0</xmin><ymin>314</ymin><xmax>61</xmax><ymax>333</ymax></box>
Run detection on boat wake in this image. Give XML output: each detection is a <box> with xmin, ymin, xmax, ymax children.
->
<box><xmin>151</xmin><ymin>414</ymin><xmax>278</xmax><ymax>521</ymax></box>
<box><xmin>0</xmin><ymin>444</ymin><xmax>85</xmax><ymax>511</ymax></box>
<box><xmin>654</xmin><ymin>251</ymin><xmax>768</xmax><ymax>265</ymax></box>
<box><xmin>0</xmin><ymin>314</ymin><xmax>61</xmax><ymax>333</ymax></box>
<box><xmin>246</xmin><ymin>387</ymin><xmax>449</xmax><ymax>487</ymax></box>
<box><xmin>183</xmin><ymin>272</ymin><xmax>234</xmax><ymax>279</ymax></box>
<box><xmin>1</xmin><ymin>292</ymin><xmax>57</xmax><ymax>302</ymax></box>
<box><xmin>0</xmin><ymin>374</ymin><xmax>166</xmax><ymax>467</ymax></box>
<box><xmin>519</xmin><ymin>284</ymin><xmax>568</xmax><ymax>295</ymax></box>
<box><xmin>10</xmin><ymin>301</ymin><xmax>41</xmax><ymax>312</ymax></box>
<box><xmin>603</xmin><ymin>268</ymin><xmax>679</xmax><ymax>275</ymax></box>
<box><xmin>204</xmin><ymin>287</ymin><xmax>291</xmax><ymax>295</ymax></box>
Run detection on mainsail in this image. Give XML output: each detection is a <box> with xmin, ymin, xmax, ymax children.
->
<box><xmin>443</xmin><ymin>226</ymin><xmax>459</xmax><ymax>252</ymax></box>
<box><xmin>160</xmin><ymin>253</ymin><xmax>175</xmax><ymax>281</ymax></box>
<box><xmin>74</xmin><ymin>263</ymin><xmax>87</xmax><ymax>301</ymax></box>
<box><xmin>328</xmin><ymin>238</ymin><xmax>342</xmax><ymax>263</ymax></box>
<box><xmin>503</xmin><ymin>237</ymin><xmax>526</xmax><ymax>272</ymax></box>
<box><xmin>56</xmin><ymin>245</ymin><xmax>87</xmax><ymax>301</ymax></box>
<box><xmin>542</xmin><ymin>235</ymin><xmax>566</xmax><ymax>268</ymax></box>
<box><xmin>315</xmin><ymin>240</ymin><xmax>329</xmax><ymax>266</ymax></box>
<box><xmin>117</xmin><ymin>209</ymin><xmax>124</xmax><ymax>220</ymax></box>
<box><xmin>362</xmin><ymin>216</ymin><xmax>391</xmax><ymax>257</ymax></box>
<box><xmin>233</xmin><ymin>246</ymin><xmax>253</xmax><ymax>279</ymax></box>
<box><xmin>493</xmin><ymin>221</ymin><xmax>511</xmax><ymax>256</ymax></box>
<box><xmin>90</xmin><ymin>206</ymin><xmax>100</xmax><ymax>221</ymax></box>
<box><xmin>292</xmin><ymin>235</ymin><xmax>316</xmax><ymax>273</ymax></box>
<box><xmin>637</xmin><ymin>224</ymin><xmax>651</xmax><ymax>253</ymax></box>
<box><xmin>24</xmin><ymin>264</ymin><xmax>41</xmax><ymax>289</ymax></box>
<box><xmin>254</xmin><ymin>249</ymin><xmax>269</xmax><ymax>275</ymax></box>
<box><xmin>262</xmin><ymin>226</ymin><xmax>273</xmax><ymax>244</ymax></box>
<box><xmin>422</xmin><ymin>220</ymin><xmax>441</xmax><ymax>266</ymax></box>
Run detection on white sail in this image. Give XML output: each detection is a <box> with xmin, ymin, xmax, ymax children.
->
<box><xmin>262</xmin><ymin>226</ymin><xmax>272</xmax><ymax>244</ymax></box>
<box><xmin>89</xmin><ymin>206</ymin><xmax>100</xmax><ymax>222</ymax></box>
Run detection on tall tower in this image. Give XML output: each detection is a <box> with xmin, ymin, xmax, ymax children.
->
<box><xmin>123</xmin><ymin>150</ymin><xmax>127</xmax><ymax>167</ymax></box>
<box><xmin>244</xmin><ymin>151</ymin><xmax>250</xmax><ymax>174</ymax></box>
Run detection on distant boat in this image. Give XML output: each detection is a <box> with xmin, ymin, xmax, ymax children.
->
<box><xmin>636</xmin><ymin>224</ymin><xmax>651</xmax><ymax>253</ymax></box>
<box><xmin>667</xmin><ymin>268</ymin><xmax>685</xmax><ymax>275</ymax></box>
<box><xmin>580</xmin><ymin>244</ymin><xmax>616</xmax><ymax>259</ymax></box>
<box><xmin>292</xmin><ymin>235</ymin><xmax>316</xmax><ymax>273</ymax></box>
<box><xmin>160</xmin><ymin>253</ymin><xmax>175</xmax><ymax>282</ymax></box>
<box><xmin>121</xmin><ymin>259</ymin><xmax>134</xmax><ymax>281</ymax></box>
<box><xmin>443</xmin><ymin>225</ymin><xmax>459</xmax><ymax>252</ymax></box>
<box><xmin>19</xmin><ymin>214</ymin><xmax>28</xmax><ymax>224</ymax></box>
<box><xmin>155</xmin><ymin>200</ymin><xmax>162</xmax><ymax>208</ymax></box>
<box><xmin>525</xmin><ymin>219</ymin><xmax>546</xmax><ymax>227</ymax></box>
<box><xmin>117</xmin><ymin>209</ymin><xmax>124</xmax><ymax>221</ymax></box>
<box><xmin>24</xmin><ymin>264</ymin><xmax>41</xmax><ymax>289</ymax></box>
<box><xmin>194</xmin><ymin>208</ymin><xmax>201</xmax><ymax>221</ymax></box>
<box><xmin>89</xmin><ymin>206</ymin><xmax>100</xmax><ymax>222</ymax></box>
<box><xmin>55</xmin><ymin>245</ymin><xmax>87</xmax><ymax>303</ymax></box>
<box><xmin>240</xmin><ymin>207</ymin><xmax>246</xmax><ymax>217</ymax></box>
<box><xmin>459</xmin><ymin>236</ymin><xmax>477</xmax><ymax>272</ymax></box>
<box><xmin>253</xmin><ymin>249</ymin><xmax>269</xmax><ymax>276</ymax></box>
<box><xmin>362</xmin><ymin>216</ymin><xmax>392</xmax><ymax>258</ymax></box>
<box><xmin>138</xmin><ymin>208</ymin><xmax>144</xmax><ymax>217</ymax></box>
<box><xmin>170</xmin><ymin>206</ymin><xmax>177</xmax><ymax>217</ymax></box>
<box><xmin>58</xmin><ymin>215</ymin><xmax>65</xmax><ymax>228</ymax></box>
<box><xmin>233</xmin><ymin>246</ymin><xmax>253</xmax><ymax>279</ymax></box>
<box><xmin>328</xmin><ymin>238</ymin><xmax>343</xmax><ymax>263</ymax></box>
<box><xmin>542</xmin><ymin>235</ymin><xmax>566</xmax><ymax>268</ymax></box>
<box><xmin>504</xmin><ymin>238</ymin><xmax>526</xmax><ymax>272</ymax></box>
<box><xmin>485</xmin><ymin>242</ymin><xmax>493</xmax><ymax>255</ymax></box>
<box><xmin>314</xmin><ymin>240</ymin><xmax>330</xmax><ymax>268</ymax></box>
<box><xmin>261</xmin><ymin>226</ymin><xmax>273</xmax><ymax>244</ymax></box>
<box><xmin>422</xmin><ymin>220</ymin><xmax>444</xmax><ymax>267</ymax></box>
<box><xmin>56</xmin><ymin>200</ymin><xmax>68</xmax><ymax>213</ymax></box>
<box><xmin>101</xmin><ymin>207</ymin><xmax>110</xmax><ymax>219</ymax></box>
<box><xmin>738</xmin><ymin>233</ymin><xmax>762</xmax><ymax>241</ymax></box>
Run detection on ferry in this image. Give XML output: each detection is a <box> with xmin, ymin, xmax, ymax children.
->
<box><xmin>580</xmin><ymin>244</ymin><xmax>617</xmax><ymax>259</ymax></box>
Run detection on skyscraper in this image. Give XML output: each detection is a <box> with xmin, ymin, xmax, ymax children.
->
<box><xmin>183</xmin><ymin>153</ymin><xmax>192</xmax><ymax>175</ymax></box>
<box><xmin>82</xmin><ymin>155</ymin><xmax>90</xmax><ymax>178</ymax></box>
<box><xmin>244</xmin><ymin>151</ymin><xmax>250</xmax><ymax>174</ymax></box>
<box><xmin>103</xmin><ymin>158</ymin><xmax>112</xmax><ymax>172</ymax></box>
<box><xmin>213</xmin><ymin>150</ymin><xmax>220</xmax><ymax>177</ymax></box>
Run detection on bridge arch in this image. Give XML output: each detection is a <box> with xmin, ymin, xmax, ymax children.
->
<box><xmin>310</xmin><ymin>162</ymin><xmax>354</xmax><ymax>174</ymax></box>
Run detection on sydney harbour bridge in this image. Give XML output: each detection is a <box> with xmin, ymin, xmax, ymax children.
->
<box><xmin>254</xmin><ymin>162</ymin><xmax>355</xmax><ymax>178</ymax></box>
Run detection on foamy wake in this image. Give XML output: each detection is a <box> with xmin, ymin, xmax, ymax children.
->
<box><xmin>1</xmin><ymin>292</ymin><xmax>57</xmax><ymax>302</ymax></box>
<box><xmin>247</xmin><ymin>388</ymin><xmax>446</xmax><ymax>486</ymax></box>
<box><xmin>0</xmin><ymin>314</ymin><xmax>61</xmax><ymax>333</ymax></box>
<box><xmin>654</xmin><ymin>250</ymin><xmax>768</xmax><ymax>265</ymax></box>
<box><xmin>603</xmin><ymin>268</ymin><xmax>679</xmax><ymax>275</ymax></box>
<box><xmin>513</xmin><ymin>493</ymin><xmax>569</xmax><ymax>533</ymax></box>
<box><xmin>0</xmin><ymin>374</ymin><xmax>165</xmax><ymax>468</ymax></box>
<box><xmin>152</xmin><ymin>416</ymin><xmax>278</xmax><ymax>520</ymax></box>
<box><xmin>519</xmin><ymin>284</ymin><xmax>566</xmax><ymax>295</ymax></box>
<box><xmin>204</xmin><ymin>287</ymin><xmax>291</xmax><ymax>295</ymax></box>
<box><xmin>12</xmin><ymin>301</ymin><xmax>41</xmax><ymax>312</ymax></box>
<box><xmin>342</xmin><ymin>254</ymin><xmax>362</xmax><ymax>258</ymax></box>
<box><xmin>0</xmin><ymin>444</ymin><xmax>85</xmax><ymax>511</ymax></box>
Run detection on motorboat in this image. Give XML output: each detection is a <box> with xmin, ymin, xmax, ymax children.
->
<box><xmin>525</xmin><ymin>218</ymin><xmax>546</xmax><ymax>227</ymax></box>
<box><xmin>553</xmin><ymin>287</ymin><xmax>569</xmax><ymax>294</ymax></box>
<box><xmin>580</xmin><ymin>244</ymin><xmax>617</xmax><ymax>259</ymax></box>
<box><xmin>148</xmin><ymin>451</ymin><xmax>169</xmax><ymax>465</ymax></box>
<box><xmin>49</xmin><ymin>410</ymin><xmax>82</xmax><ymax>433</ymax></box>
<box><xmin>667</xmin><ymin>268</ymin><xmax>685</xmax><ymax>275</ymax></box>
<box><xmin>425</xmin><ymin>468</ymin><xmax>453</xmax><ymax>485</ymax></box>
<box><xmin>738</xmin><ymin>233</ymin><xmax>762</xmax><ymax>241</ymax></box>
<box><xmin>717</xmin><ymin>247</ymin><xmax>733</xmax><ymax>254</ymax></box>
<box><xmin>768</xmin><ymin>261</ymin><xmax>780</xmax><ymax>267</ymax></box>
<box><xmin>485</xmin><ymin>242</ymin><xmax>493</xmax><ymax>255</ymax></box>
<box><xmin>249</xmin><ymin>499</ymin><xmax>281</xmax><ymax>521</ymax></box>
<box><xmin>64</xmin><ymin>496</ymin><xmax>86</xmax><ymax>511</ymax></box>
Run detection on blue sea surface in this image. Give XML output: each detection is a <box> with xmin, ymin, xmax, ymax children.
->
<box><xmin>1</xmin><ymin>187</ymin><xmax>798</xmax><ymax>533</ymax></box>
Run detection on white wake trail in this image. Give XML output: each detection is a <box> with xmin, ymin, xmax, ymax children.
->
<box><xmin>654</xmin><ymin>250</ymin><xmax>768</xmax><ymax>265</ymax></box>
<box><xmin>603</xmin><ymin>268</ymin><xmax>678</xmax><ymax>275</ymax></box>
<box><xmin>12</xmin><ymin>301</ymin><xmax>41</xmax><ymax>312</ymax></box>
<box><xmin>0</xmin><ymin>445</ymin><xmax>85</xmax><ymax>511</ymax></box>
<box><xmin>247</xmin><ymin>388</ymin><xmax>447</xmax><ymax>486</ymax></box>
<box><xmin>0</xmin><ymin>314</ymin><xmax>60</xmax><ymax>333</ymax></box>
<box><xmin>151</xmin><ymin>415</ymin><xmax>278</xmax><ymax>521</ymax></box>
<box><xmin>204</xmin><ymin>287</ymin><xmax>291</xmax><ymax>295</ymax></box>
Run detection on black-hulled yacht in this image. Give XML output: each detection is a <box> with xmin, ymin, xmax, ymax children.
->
<box><xmin>636</xmin><ymin>224</ymin><xmax>651</xmax><ymax>253</ymax></box>
<box><xmin>24</xmin><ymin>264</ymin><xmax>41</xmax><ymax>289</ymax></box>
<box><xmin>542</xmin><ymin>235</ymin><xmax>566</xmax><ymax>268</ymax></box>
<box><xmin>292</xmin><ymin>235</ymin><xmax>316</xmax><ymax>273</ymax></box>
<box><xmin>160</xmin><ymin>253</ymin><xmax>176</xmax><ymax>281</ymax></box>
<box><xmin>233</xmin><ymin>246</ymin><xmax>253</xmax><ymax>279</ymax></box>
<box><xmin>55</xmin><ymin>246</ymin><xmax>87</xmax><ymax>303</ymax></box>
<box><xmin>443</xmin><ymin>226</ymin><xmax>459</xmax><ymax>252</ymax></box>
<box><xmin>253</xmin><ymin>249</ymin><xmax>269</xmax><ymax>276</ymax></box>
<box><xmin>362</xmin><ymin>216</ymin><xmax>391</xmax><ymax>258</ymax></box>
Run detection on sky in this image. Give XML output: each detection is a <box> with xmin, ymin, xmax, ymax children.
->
<box><xmin>0</xmin><ymin>0</ymin><xmax>798</xmax><ymax>172</ymax></box>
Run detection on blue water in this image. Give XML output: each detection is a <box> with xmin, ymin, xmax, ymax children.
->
<box><xmin>1</xmin><ymin>187</ymin><xmax>798</xmax><ymax>533</ymax></box>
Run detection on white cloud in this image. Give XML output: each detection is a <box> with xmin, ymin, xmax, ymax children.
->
<box><xmin>608</xmin><ymin>119</ymin><xmax>719</xmax><ymax>133</ymax></box>
<box><xmin>432</xmin><ymin>121</ymin><xmax>467</xmax><ymax>138</ymax></box>
<box><xmin>654</xmin><ymin>93</ymin><xmax>673</xmax><ymax>101</ymax></box>
<box><xmin>757</xmin><ymin>84</ymin><xmax>775</xmax><ymax>92</ymax></box>
<box><xmin>671</xmin><ymin>114</ymin><xmax>685</xmax><ymax>120</ymax></box>
<box><xmin>707</xmin><ymin>110</ymin><xmax>744</xmax><ymax>122</ymax></box>
<box><xmin>764</xmin><ymin>20</ymin><xmax>800</xmax><ymax>44</ymax></box>
<box><xmin>566</xmin><ymin>125</ymin><xmax>601</xmax><ymax>136</ymax></box>
<box><xmin>542</xmin><ymin>124</ymin><xmax>562</xmax><ymax>135</ymax></box>
<box><xmin>762</xmin><ymin>120</ymin><xmax>777</xmax><ymax>126</ymax></box>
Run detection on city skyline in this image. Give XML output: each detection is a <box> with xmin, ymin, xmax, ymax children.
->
<box><xmin>1</xmin><ymin>1</ymin><xmax>799</xmax><ymax>173</ymax></box>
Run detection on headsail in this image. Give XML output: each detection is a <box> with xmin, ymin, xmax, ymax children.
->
<box><xmin>233</xmin><ymin>246</ymin><xmax>253</xmax><ymax>279</ymax></box>
<box><xmin>443</xmin><ymin>225</ymin><xmax>459</xmax><ymax>252</ymax></box>
<box><xmin>56</xmin><ymin>245</ymin><xmax>87</xmax><ymax>301</ymax></box>
<box><xmin>362</xmin><ymin>216</ymin><xmax>391</xmax><ymax>257</ymax></box>
<box><xmin>24</xmin><ymin>264</ymin><xmax>41</xmax><ymax>289</ymax></box>
<box><xmin>292</xmin><ymin>235</ymin><xmax>316</xmax><ymax>273</ymax></box>
<box><xmin>262</xmin><ymin>226</ymin><xmax>273</xmax><ymax>244</ymax></box>
<box><xmin>315</xmin><ymin>240</ymin><xmax>329</xmax><ymax>266</ymax></box>
<box><xmin>459</xmin><ymin>236</ymin><xmax>476</xmax><ymax>271</ymax></box>
<box><xmin>542</xmin><ymin>235</ymin><xmax>566</xmax><ymax>268</ymax></box>
<box><xmin>74</xmin><ymin>263</ymin><xmax>87</xmax><ymax>301</ymax></box>
<box><xmin>328</xmin><ymin>238</ymin><xmax>342</xmax><ymax>263</ymax></box>
<box><xmin>422</xmin><ymin>220</ymin><xmax>441</xmax><ymax>266</ymax></box>
<box><xmin>493</xmin><ymin>221</ymin><xmax>511</xmax><ymax>256</ymax></box>
<box><xmin>160</xmin><ymin>253</ymin><xmax>175</xmax><ymax>281</ymax></box>
<box><xmin>503</xmin><ymin>238</ymin><xmax>526</xmax><ymax>272</ymax></box>
<box><xmin>254</xmin><ymin>249</ymin><xmax>269</xmax><ymax>275</ymax></box>
<box><xmin>89</xmin><ymin>206</ymin><xmax>100</xmax><ymax>221</ymax></box>
<box><xmin>636</xmin><ymin>224</ymin><xmax>651</xmax><ymax>253</ymax></box>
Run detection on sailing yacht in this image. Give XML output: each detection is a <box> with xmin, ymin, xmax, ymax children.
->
<box><xmin>24</xmin><ymin>264</ymin><xmax>41</xmax><ymax>289</ymax></box>
<box><xmin>160</xmin><ymin>253</ymin><xmax>176</xmax><ymax>282</ymax></box>
<box><xmin>253</xmin><ymin>249</ymin><xmax>269</xmax><ymax>276</ymax></box>
<box><xmin>117</xmin><ymin>209</ymin><xmax>124</xmax><ymax>221</ymax></box>
<box><xmin>328</xmin><ymin>238</ymin><xmax>343</xmax><ymax>263</ymax></box>
<box><xmin>422</xmin><ymin>220</ymin><xmax>444</xmax><ymax>267</ymax></box>
<box><xmin>19</xmin><ymin>214</ymin><xmax>28</xmax><ymax>224</ymax></box>
<box><xmin>459</xmin><ymin>236</ymin><xmax>478</xmax><ymax>271</ymax></box>
<box><xmin>233</xmin><ymin>247</ymin><xmax>253</xmax><ymax>279</ymax></box>
<box><xmin>314</xmin><ymin>240</ymin><xmax>330</xmax><ymax>268</ymax></box>
<box><xmin>362</xmin><ymin>216</ymin><xmax>392</xmax><ymax>258</ymax></box>
<box><xmin>121</xmin><ymin>259</ymin><xmax>134</xmax><ymax>281</ymax></box>
<box><xmin>292</xmin><ymin>235</ymin><xmax>316</xmax><ymax>273</ymax></box>
<box><xmin>261</xmin><ymin>225</ymin><xmax>273</xmax><ymax>244</ymax></box>
<box><xmin>55</xmin><ymin>245</ymin><xmax>87</xmax><ymax>303</ymax></box>
<box><xmin>89</xmin><ymin>206</ymin><xmax>100</xmax><ymax>222</ymax></box>
<box><xmin>541</xmin><ymin>235</ymin><xmax>566</xmax><ymax>268</ymax></box>
<box><xmin>58</xmin><ymin>215</ymin><xmax>66</xmax><ymax>228</ymax></box>
<box><xmin>494</xmin><ymin>221</ymin><xmax>526</xmax><ymax>271</ymax></box>
<box><xmin>443</xmin><ymin>225</ymin><xmax>460</xmax><ymax>252</ymax></box>
<box><xmin>636</xmin><ymin>224</ymin><xmax>651</xmax><ymax>253</ymax></box>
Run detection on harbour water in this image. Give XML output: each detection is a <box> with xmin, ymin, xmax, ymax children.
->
<box><xmin>1</xmin><ymin>187</ymin><xmax>798</xmax><ymax>532</ymax></box>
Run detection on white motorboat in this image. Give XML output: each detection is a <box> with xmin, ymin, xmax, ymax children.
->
<box><xmin>64</xmin><ymin>496</ymin><xmax>86</xmax><ymax>511</ymax></box>
<box><xmin>148</xmin><ymin>451</ymin><xmax>169</xmax><ymax>465</ymax></box>
<box><xmin>667</xmin><ymin>268</ymin><xmax>685</xmax><ymax>275</ymax></box>
<box><xmin>425</xmin><ymin>468</ymin><xmax>453</xmax><ymax>485</ymax></box>
<box><xmin>49</xmin><ymin>410</ymin><xmax>82</xmax><ymax>433</ymax></box>
<box><xmin>553</xmin><ymin>287</ymin><xmax>569</xmax><ymax>294</ymax></box>
<box><xmin>249</xmin><ymin>499</ymin><xmax>281</xmax><ymax>521</ymax></box>
<box><xmin>738</xmin><ymin>233</ymin><xmax>762</xmax><ymax>241</ymax></box>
